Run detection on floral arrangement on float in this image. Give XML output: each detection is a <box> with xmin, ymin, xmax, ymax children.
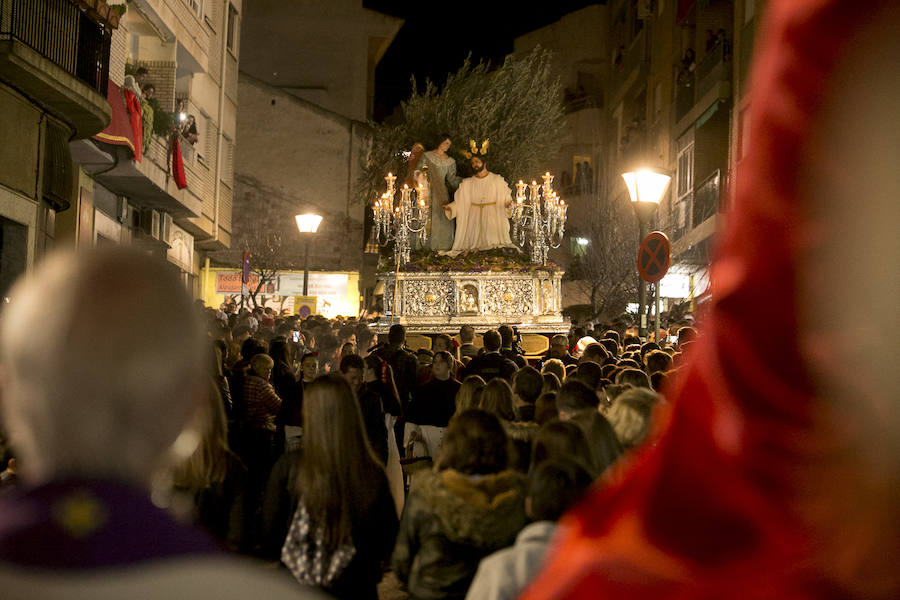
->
<box><xmin>378</xmin><ymin>248</ymin><xmax>561</xmax><ymax>275</ymax></box>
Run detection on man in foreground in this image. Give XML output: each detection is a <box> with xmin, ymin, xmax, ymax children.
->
<box><xmin>0</xmin><ymin>248</ymin><xmax>320</xmax><ymax>599</ymax></box>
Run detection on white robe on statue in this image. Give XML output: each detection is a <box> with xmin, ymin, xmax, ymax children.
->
<box><xmin>443</xmin><ymin>172</ymin><xmax>515</xmax><ymax>256</ymax></box>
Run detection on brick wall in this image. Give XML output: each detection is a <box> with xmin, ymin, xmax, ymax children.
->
<box><xmin>137</xmin><ymin>61</ymin><xmax>177</xmax><ymax>112</ymax></box>
<box><xmin>109</xmin><ymin>20</ymin><xmax>129</xmax><ymax>85</ymax></box>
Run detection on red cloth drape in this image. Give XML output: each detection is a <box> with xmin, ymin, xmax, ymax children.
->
<box><xmin>171</xmin><ymin>136</ymin><xmax>187</xmax><ymax>190</ymax></box>
<box><xmin>122</xmin><ymin>89</ymin><xmax>142</xmax><ymax>163</ymax></box>
<box><xmin>521</xmin><ymin>1</ymin><xmax>898</xmax><ymax>598</ymax></box>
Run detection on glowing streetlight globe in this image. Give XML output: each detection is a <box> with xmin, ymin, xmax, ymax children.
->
<box><xmin>295</xmin><ymin>213</ymin><xmax>323</xmax><ymax>233</ymax></box>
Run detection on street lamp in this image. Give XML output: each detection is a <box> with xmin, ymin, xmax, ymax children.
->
<box><xmin>295</xmin><ymin>213</ymin><xmax>323</xmax><ymax>296</ymax></box>
<box><xmin>622</xmin><ymin>168</ymin><xmax>671</xmax><ymax>338</ymax></box>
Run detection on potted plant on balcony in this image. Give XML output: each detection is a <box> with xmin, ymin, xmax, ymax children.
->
<box><xmin>108</xmin><ymin>4</ymin><xmax>126</xmax><ymax>28</ymax></box>
<box><xmin>95</xmin><ymin>2</ymin><xmax>110</xmax><ymax>21</ymax></box>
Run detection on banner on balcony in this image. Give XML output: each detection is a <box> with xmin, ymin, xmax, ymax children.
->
<box><xmin>93</xmin><ymin>81</ymin><xmax>137</xmax><ymax>158</ymax></box>
<box><xmin>171</xmin><ymin>137</ymin><xmax>187</xmax><ymax>189</ymax></box>
<box><xmin>678</xmin><ymin>0</ymin><xmax>696</xmax><ymax>22</ymax></box>
<box><xmin>122</xmin><ymin>88</ymin><xmax>143</xmax><ymax>163</ymax></box>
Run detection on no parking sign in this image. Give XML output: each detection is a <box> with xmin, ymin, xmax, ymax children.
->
<box><xmin>637</xmin><ymin>231</ymin><xmax>671</xmax><ymax>283</ymax></box>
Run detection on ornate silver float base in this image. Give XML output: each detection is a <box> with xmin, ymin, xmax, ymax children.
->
<box><xmin>373</xmin><ymin>270</ymin><xmax>570</xmax><ymax>334</ymax></box>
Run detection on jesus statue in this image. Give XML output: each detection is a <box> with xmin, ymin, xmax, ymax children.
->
<box><xmin>441</xmin><ymin>144</ymin><xmax>516</xmax><ymax>256</ymax></box>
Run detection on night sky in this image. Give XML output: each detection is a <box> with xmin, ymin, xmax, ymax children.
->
<box><xmin>365</xmin><ymin>0</ymin><xmax>604</xmax><ymax>121</ymax></box>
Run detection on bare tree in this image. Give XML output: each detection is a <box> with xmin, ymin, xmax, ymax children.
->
<box><xmin>565</xmin><ymin>158</ymin><xmax>640</xmax><ymax>322</ymax></box>
<box><xmin>218</xmin><ymin>190</ymin><xmax>307</xmax><ymax>310</ymax></box>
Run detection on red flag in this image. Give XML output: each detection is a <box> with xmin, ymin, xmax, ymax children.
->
<box><xmin>171</xmin><ymin>136</ymin><xmax>187</xmax><ymax>190</ymax></box>
<box><xmin>122</xmin><ymin>88</ymin><xmax>142</xmax><ymax>163</ymax></box>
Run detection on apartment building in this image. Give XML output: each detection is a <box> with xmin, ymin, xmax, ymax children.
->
<box><xmin>0</xmin><ymin>0</ymin><xmax>113</xmax><ymax>299</ymax></box>
<box><xmin>515</xmin><ymin>0</ymin><xmax>761</xmax><ymax>316</ymax></box>
<box><xmin>221</xmin><ymin>0</ymin><xmax>402</xmax><ymax>312</ymax></box>
<box><xmin>65</xmin><ymin>0</ymin><xmax>241</xmax><ymax>293</ymax></box>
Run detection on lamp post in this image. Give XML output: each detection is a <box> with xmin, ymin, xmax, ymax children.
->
<box><xmin>622</xmin><ymin>169</ymin><xmax>671</xmax><ymax>339</ymax></box>
<box><xmin>295</xmin><ymin>213</ymin><xmax>323</xmax><ymax>296</ymax></box>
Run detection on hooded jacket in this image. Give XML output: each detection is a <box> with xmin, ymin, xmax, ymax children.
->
<box><xmin>392</xmin><ymin>468</ymin><xmax>527</xmax><ymax>600</ymax></box>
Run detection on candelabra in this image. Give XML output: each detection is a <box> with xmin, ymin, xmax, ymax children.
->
<box><xmin>511</xmin><ymin>171</ymin><xmax>568</xmax><ymax>265</ymax></box>
<box><xmin>372</xmin><ymin>170</ymin><xmax>430</xmax><ymax>266</ymax></box>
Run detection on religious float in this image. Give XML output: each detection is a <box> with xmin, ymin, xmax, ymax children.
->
<box><xmin>370</xmin><ymin>154</ymin><xmax>570</xmax><ymax>335</ymax></box>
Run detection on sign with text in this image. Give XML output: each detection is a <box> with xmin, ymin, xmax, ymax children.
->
<box><xmin>277</xmin><ymin>273</ymin><xmax>348</xmax><ymax>297</ymax></box>
<box><xmin>216</xmin><ymin>271</ymin><xmax>260</xmax><ymax>294</ymax></box>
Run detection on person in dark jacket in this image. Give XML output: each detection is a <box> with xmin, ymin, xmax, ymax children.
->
<box><xmin>392</xmin><ymin>409</ymin><xmax>527</xmax><ymax>599</ymax></box>
<box><xmin>498</xmin><ymin>325</ymin><xmax>527</xmax><ymax>369</ymax></box>
<box><xmin>407</xmin><ymin>351</ymin><xmax>460</xmax><ymax>427</ymax></box>
<box><xmin>537</xmin><ymin>334</ymin><xmax>578</xmax><ymax>369</ymax></box>
<box><xmin>464</xmin><ymin>330</ymin><xmax>518</xmax><ymax>383</ymax></box>
<box><xmin>340</xmin><ymin>354</ymin><xmax>388</xmax><ymax>465</ymax></box>
<box><xmin>372</xmin><ymin>324</ymin><xmax>419</xmax><ymax>410</ymax></box>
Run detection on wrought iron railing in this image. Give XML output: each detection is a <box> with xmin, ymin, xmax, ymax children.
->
<box><xmin>0</xmin><ymin>0</ymin><xmax>111</xmax><ymax>94</ymax></box>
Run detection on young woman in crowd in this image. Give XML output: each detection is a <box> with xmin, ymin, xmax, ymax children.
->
<box><xmin>281</xmin><ymin>374</ymin><xmax>398</xmax><ymax>599</ymax></box>
<box><xmin>455</xmin><ymin>375</ymin><xmax>486</xmax><ymax>413</ymax></box>
<box><xmin>479</xmin><ymin>378</ymin><xmax>516</xmax><ymax>422</ymax></box>
<box><xmin>169</xmin><ymin>379</ymin><xmax>247</xmax><ymax>551</ymax></box>
<box><xmin>392</xmin><ymin>409</ymin><xmax>527</xmax><ymax>599</ymax></box>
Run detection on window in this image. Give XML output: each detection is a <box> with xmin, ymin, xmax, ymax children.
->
<box><xmin>673</xmin><ymin>133</ymin><xmax>694</xmax><ymax>239</ymax></box>
<box><xmin>186</xmin><ymin>0</ymin><xmax>202</xmax><ymax>17</ymax></box>
<box><xmin>226</xmin><ymin>3</ymin><xmax>238</xmax><ymax>53</ymax></box>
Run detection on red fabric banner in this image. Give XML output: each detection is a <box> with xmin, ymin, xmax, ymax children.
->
<box><xmin>122</xmin><ymin>89</ymin><xmax>142</xmax><ymax>163</ymax></box>
<box><xmin>677</xmin><ymin>0</ymin><xmax>695</xmax><ymax>22</ymax></box>
<box><xmin>93</xmin><ymin>81</ymin><xmax>136</xmax><ymax>156</ymax></box>
<box><xmin>521</xmin><ymin>1</ymin><xmax>897</xmax><ymax>598</ymax></box>
<box><xmin>171</xmin><ymin>136</ymin><xmax>187</xmax><ymax>190</ymax></box>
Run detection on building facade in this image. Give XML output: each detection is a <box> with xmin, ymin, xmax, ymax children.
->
<box><xmin>515</xmin><ymin>0</ymin><xmax>763</xmax><ymax>320</ymax></box>
<box><xmin>65</xmin><ymin>0</ymin><xmax>242</xmax><ymax>293</ymax></box>
<box><xmin>222</xmin><ymin>0</ymin><xmax>402</xmax><ymax>313</ymax></box>
<box><xmin>0</xmin><ymin>0</ymin><xmax>114</xmax><ymax>300</ymax></box>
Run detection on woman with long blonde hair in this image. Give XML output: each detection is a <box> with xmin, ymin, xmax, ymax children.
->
<box><xmin>455</xmin><ymin>374</ymin><xmax>486</xmax><ymax>413</ymax></box>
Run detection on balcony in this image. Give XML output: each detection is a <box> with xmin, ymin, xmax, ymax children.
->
<box><xmin>675</xmin><ymin>73</ymin><xmax>694</xmax><ymax>123</ymax></box>
<box><xmin>563</xmin><ymin>89</ymin><xmax>603</xmax><ymax>114</ymax></box>
<box><xmin>0</xmin><ymin>0</ymin><xmax>112</xmax><ymax>137</ymax></box>
<box><xmin>692</xmin><ymin>169</ymin><xmax>720</xmax><ymax>227</ymax></box>
<box><xmin>611</xmin><ymin>28</ymin><xmax>646</xmax><ymax>99</ymax></box>
<box><xmin>695</xmin><ymin>41</ymin><xmax>730</xmax><ymax>99</ymax></box>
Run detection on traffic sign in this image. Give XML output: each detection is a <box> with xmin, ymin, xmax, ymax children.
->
<box><xmin>637</xmin><ymin>231</ymin><xmax>670</xmax><ymax>283</ymax></box>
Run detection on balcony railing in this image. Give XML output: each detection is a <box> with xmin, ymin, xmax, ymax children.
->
<box><xmin>692</xmin><ymin>169</ymin><xmax>720</xmax><ymax>227</ymax></box>
<box><xmin>695</xmin><ymin>41</ymin><xmax>730</xmax><ymax>99</ymax></box>
<box><xmin>671</xmin><ymin>193</ymin><xmax>691</xmax><ymax>242</ymax></box>
<box><xmin>0</xmin><ymin>0</ymin><xmax>111</xmax><ymax>94</ymax></box>
<box><xmin>674</xmin><ymin>74</ymin><xmax>694</xmax><ymax>123</ymax></box>
<box><xmin>612</xmin><ymin>28</ymin><xmax>646</xmax><ymax>93</ymax></box>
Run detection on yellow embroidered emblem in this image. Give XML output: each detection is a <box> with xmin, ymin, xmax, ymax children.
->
<box><xmin>53</xmin><ymin>490</ymin><xmax>108</xmax><ymax>538</ymax></box>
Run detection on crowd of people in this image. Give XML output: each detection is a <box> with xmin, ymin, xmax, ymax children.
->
<box><xmin>182</xmin><ymin>303</ymin><xmax>693</xmax><ymax>598</ymax></box>
<box><xmin>2</xmin><ymin>1</ymin><xmax>898</xmax><ymax>597</ymax></box>
<box><xmin>1</xmin><ymin>278</ymin><xmax>690</xmax><ymax>599</ymax></box>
